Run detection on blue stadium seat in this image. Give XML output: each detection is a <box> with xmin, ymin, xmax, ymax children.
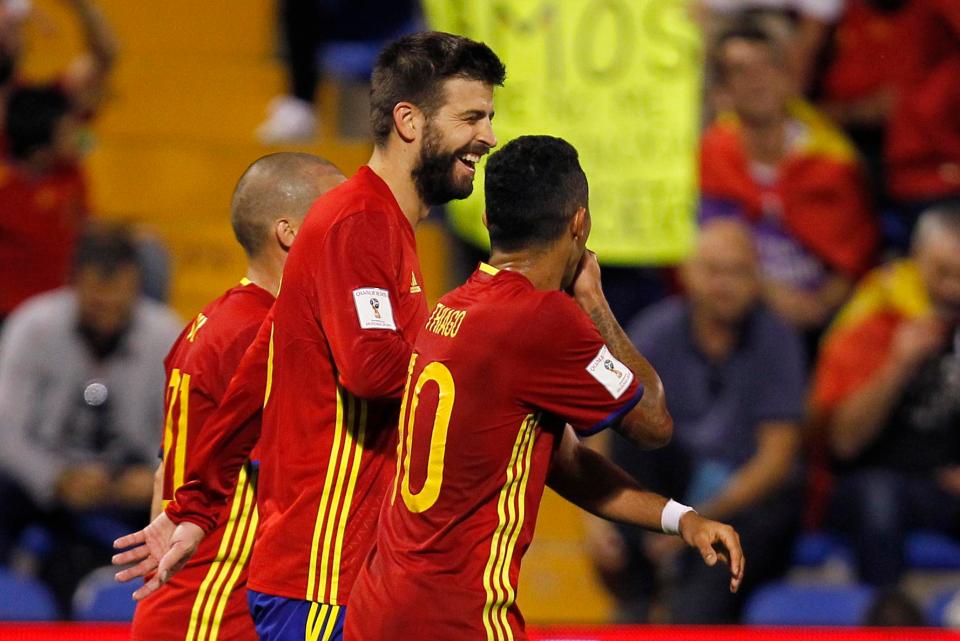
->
<box><xmin>790</xmin><ymin>531</ymin><xmax>852</xmax><ymax>567</ymax></box>
<box><xmin>905</xmin><ymin>531</ymin><xmax>960</xmax><ymax>570</ymax></box>
<box><xmin>72</xmin><ymin>566</ymin><xmax>140</xmax><ymax>621</ymax></box>
<box><xmin>927</xmin><ymin>587</ymin><xmax>960</xmax><ymax>627</ymax></box>
<box><xmin>0</xmin><ymin>568</ymin><xmax>59</xmax><ymax>620</ymax></box>
<box><xmin>744</xmin><ymin>582</ymin><xmax>874</xmax><ymax>626</ymax></box>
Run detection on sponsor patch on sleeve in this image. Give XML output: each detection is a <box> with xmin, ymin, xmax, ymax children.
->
<box><xmin>586</xmin><ymin>346</ymin><xmax>634</xmax><ymax>399</ymax></box>
<box><xmin>353</xmin><ymin>288</ymin><xmax>396</xmax><ymax>330</ymax></box>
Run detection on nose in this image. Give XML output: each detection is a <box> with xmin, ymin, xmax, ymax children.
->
<box><xmin>478</xmin><ymin>117</ymin><xmax>497</xmax><ymax>150</ymax></box>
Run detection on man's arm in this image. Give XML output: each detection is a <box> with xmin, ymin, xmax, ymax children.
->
<box><xmin>830</xmin><ymin>317</ymin><xmax>947</xmax><ymax>460</ymax></box>
<box><xmin>315</xmin><ymin>214</ymin><xmax>418</xmax><ymax>400</ymax></box>
<box><xmin>548</xmin><ymin>426</ymin><xmax>744</xmax><ymax>593</ymax></box>
<box><xmin>150</xmin><ymin>462</ymin><xmax>163</xmax><ymax>521</ymax></box>
<box><xmin>0</xmin><ymin>313</ymin><xmax>70</xmax><ymax>505</ymax></box>
<box><xmin>114</xmin><ymin>319</ymin><xmax>271</xmax><ymax>599</ymax></box>
<box><xmin>60</xmin><ymin>0</ymin><xmax>118</xmax><ymax>115</ymax></box>
<box><xmin>696</xmin><ymin>422</ymin><xmax>799</xmax><ymax>521</ymax></box>
<box><xmin>570</xmin><ymin>252</ymin><xmax>672</xmax><ymax>449</ymax></box>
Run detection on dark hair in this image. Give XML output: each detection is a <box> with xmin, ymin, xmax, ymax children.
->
<box><xmin>5</xmin><ymin>86</ymin><xmax>71</xmax><ymax>160</ymax></box>
<box><xmin>369</xmin><ymin>31</ymin><xmax>505</xmax><ymax>147</ymax></box>
<box><xmin>711</xmin><ymin>21</ymin><xmax>781</xmax><ymax>82</ymax></box>
<box><xmin>74</xmin><ymin>225</ymin><xmax>141</xmax><ymax>278</ymax></box>
<box><xmin>484</xmin><ymin>136</ymin><xmax>588</xmax><ymax>252</ymax></box>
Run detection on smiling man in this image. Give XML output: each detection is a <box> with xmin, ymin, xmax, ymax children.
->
<box><xmin>113</xmin><ymin>31</ymin><xmax>505</xmax><ymax>641</ymax></box>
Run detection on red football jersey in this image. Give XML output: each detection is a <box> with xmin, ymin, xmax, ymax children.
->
<box><xmin>0</xmin><ymin>160</ymin><xmax>88</xmax><ymax>316</ymax></box>
<box><xmin>168</xmin><ymin>166</ymin><xmax>428</xmax><ymax>606</ymax></box>
<box><xmin>132</xmin><ymin>279</ymin><xmax>274</xmax><ymax>641</ymax></box>
<box><xmin>347</xmin><ymin>264</ymin><xmax>643</xmax><ymax>641</ymax></box>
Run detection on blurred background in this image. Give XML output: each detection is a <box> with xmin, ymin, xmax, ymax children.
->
<box><xmin>1</xmin><ymin>0</ymin><xmax>960</xmax><ymax>635</ymax></box>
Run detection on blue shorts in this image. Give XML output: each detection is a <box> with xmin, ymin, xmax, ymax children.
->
<box><xmin>247</xmin><ymin>590</ymin><xmax>346</xmax><ymax>641</ymax></box>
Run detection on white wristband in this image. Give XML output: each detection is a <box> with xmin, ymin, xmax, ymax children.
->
<box><xmin>661</xmin><ymin>499</ymin><xmax>695</xmax><ymax>535</ymax></box>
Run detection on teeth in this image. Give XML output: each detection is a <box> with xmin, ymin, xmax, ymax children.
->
<box><xmin>461</xmin><ymin>153</ymin><xmax>481</xmax><ymax>163</ymax></box>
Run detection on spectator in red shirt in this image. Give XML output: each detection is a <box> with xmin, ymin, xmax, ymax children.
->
<box><xmin>884</xmin><ymin>0</ymin><xmax>960</xmax><ymax>248</ymax></box>
<box><xmin>0</xmin><ymin>86</ymin><xmax>87</xmax><ymax>323</ymax></box>
<box><xmin>700</xmin><ymin>22</ymin><xmax>878</xmax><ymax>343</ymax></box>
<box><xmin>818</xmin><ymin>1</ymin><xmax>917</xmax><ymax>214</ymax></box>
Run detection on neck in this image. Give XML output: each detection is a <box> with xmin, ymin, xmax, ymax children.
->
<box><xmin>368</xmin><ymin>145</ymin><xmax>429</xmax><ymax>230</ymax></box>
<box><xmin>690</xmin><ymin>304</ymin><xmax>739</xmax><ymax>361</ymax></box>
<box><xmin>487</xmin><ymin>246</ymin><xmax>567</xmax><ymax>291</ymax></box>
<box><xmin>245</xmin><ymin>251</ymin><xmax>285</xmax><ymax>297</ymax></box>
<box><xmin>742</xmin><ymin>113</ymin><xmax>788</xmax><ymax>164</ymax></box>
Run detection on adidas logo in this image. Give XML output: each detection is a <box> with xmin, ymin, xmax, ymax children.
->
<box><xmin>410</xmin><ymin>272</ymin><xmax>422</xmax><ymax>294</ymax></box>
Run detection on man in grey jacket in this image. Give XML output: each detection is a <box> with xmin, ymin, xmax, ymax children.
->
<box><xmin>0</xmin><ymin>224</ymin><xmax>180</xmax><ymax>611</ymax></box>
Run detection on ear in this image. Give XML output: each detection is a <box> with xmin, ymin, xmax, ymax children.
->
<box><xmin>275</xmin><ymin>218</ymin><xmax>297</xmax><ymax>251</ymax></box>
<box><xmin>570</xmin><ymin>207</ymin><xmax>587</xmax><ymax>241</ymax></box>
<box><xmin>393</xmin><ymin>102</ymin><xmax>422</xmax><ymax>143</ymax></box>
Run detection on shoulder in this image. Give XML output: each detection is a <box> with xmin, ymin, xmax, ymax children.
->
<box><xmin>132</xmin><ymin>299</ymin><xmax>182</xmax><ymax>342</ymax></box>
<box><xmin>750</xmin><ymin>305</ymin><xmax>802</xmax><ymax>347</ymax></box>
<box><xmin>627</xmin><ymin>297</ymin><xmax>686</xmax><ymax>347</ymax></box>
<box><xmin>1</xmin><ymin>289</ymin><xmax>74</xmax><ymax>343</ymax></box>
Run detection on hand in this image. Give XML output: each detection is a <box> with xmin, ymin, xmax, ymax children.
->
<box><xmin>113</xmin><ymin>512</ymin><xmax>204</xmax><ymax>600</ymax></box>
<box><xmin>113</xmin><ymin>465</ymin><xmax>156</xmax><ymax>507</ymax></box>
<box><xmin>583</xmin><ymin>517</ymin><xmax>628</xmax><ymax>574</ymax></box>
<box><xmin>891</xmin><ymin>317</ymin><xmax>948</xmax><ymax>371</ymax></box>
<box><xmin>678</xmin><ymin>511</ymin><xmax>745</xmax><ymax>593</ymax></box>
<box><xmin>570</xmin><ymin>250</ymin><xmax>604</xmax><ymax>311</ymax></box>
<box><xmin>57</xmin><ymin>464</ymin><xmax>110</xmax><ymax>510</ymax></box>
<box><xmin>937</xmin><ymin>466</ymin><xmax>960</xmax><ymax>497</ymax></box>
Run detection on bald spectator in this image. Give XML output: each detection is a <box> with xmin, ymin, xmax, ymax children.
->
<box><xmin>812</xmin><ymin>205</ymin><xmax>960</xmax><ymax>586</ymax></box>
<box><xmin>700</xmin><ymin>23</ymin><xmax>877</xmax><ymax>342</ymax></box>
<box><xmin>588</xmin><ymin>219</ymin><xmax>806</xmax><ymax>623</ymax></box>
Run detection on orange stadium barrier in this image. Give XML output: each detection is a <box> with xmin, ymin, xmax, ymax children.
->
<box><xmin>1</xmin><ymin>624</ymin><xmax>959</xmax><ymax>641</ymax></box>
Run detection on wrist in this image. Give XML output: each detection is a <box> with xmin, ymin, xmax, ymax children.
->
<box><xmin>661</xmin><ymin>499</ymin><xmax>695</xmax><ymax>536</ymax></box>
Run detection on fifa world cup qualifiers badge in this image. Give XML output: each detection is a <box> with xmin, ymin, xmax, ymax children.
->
<box><xmin>587</xmin><ymin>346</ymin><xmax>633</xmax><ymax>399</ymax></box>
<box><xmin>354</xmin><ymin>288</ymin><xmax>396</xmax><ymax>330</ymax></box>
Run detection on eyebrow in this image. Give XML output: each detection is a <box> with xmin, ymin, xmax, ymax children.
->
<box><xmin>460</xmin><ymin>109</ymin><xmax>494</xmax><ymax>121</ymax></box>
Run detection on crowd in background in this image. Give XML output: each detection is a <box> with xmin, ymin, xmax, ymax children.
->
<box><xmin>0</xmin><ymin>0</ymin><xmax>957</xmax><ymax>625</ymax></box>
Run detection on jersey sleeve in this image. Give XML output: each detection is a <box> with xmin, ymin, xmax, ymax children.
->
<box><xmin>166</xmin><ymin>317</ymin><xmax>271</xmax><ymax>534</ymax></box>
<box><xmin>517</xmin><ymin>293</ymin><xmax>643</xmax><ymax>435</ymax></box>
<box><xmin>312</xmin><ymin>212</ymin><xmax>414</xmax><ymax>400</ymax></box>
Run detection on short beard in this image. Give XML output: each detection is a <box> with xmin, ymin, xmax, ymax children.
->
<box><xmin>411</xmin><ymin>124</ymin><xmax>476</xmax><ymax>207</ymax></box>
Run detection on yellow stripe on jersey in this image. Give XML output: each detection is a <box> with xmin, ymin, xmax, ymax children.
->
<box><xmin>207</xmin><ymin>483</ymin><xmax>259</xmax><ymax>641</ymax></box>
<box><xmin>481</xmin><ymin>415</ymin><xmax>537</xmax><ymax>641</ymax></box>
<box><xmin>494</xmin><ymin>417</ymin><xmax>537</xmax><ymax>636</ymax></box>
<box><xmin>479</xmin><ymin>262</ymin><xmax>500</xmax><ymax>276</ymax></box>
<box><xmin>329</xmin><ymin>400</ymin><xmax>366</xmax><ymax>600</ymax></box>
<box><xmin>317</xmin><ymin>392</ymin><xmax>364</xmax><ymax>603</ymax></box>
<box><xmin>195</xmin><ymin>473</ymin><xmax>256</xmax><ymax>641</ymax></box>
<box><xmin>185</xmin><ymin>467</ymin><xmax>251</xmax><ymax>641</ymax></box>
<box><xmin>306</xmin><ymin>385</ymin><xmax>347</xmax><ymax>601</ymax></box>
<box><xmin>264</xmin><ymin>323</ymin><xmax>276</xmax><ymax>407</ymax></box>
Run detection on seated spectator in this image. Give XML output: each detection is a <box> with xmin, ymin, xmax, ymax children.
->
<box><xmin>812</xmin><ymin>205</ymin><xmax>960</xmax><ymax>586</ymax></box>
<box><xmin>884</xmin><ymin>0</ymin><xmax>960</xmax><ymax>249</ymax></box>
<box><xmin>587</xmin><ymin>218</ymin><xmax>806</xmax><ymax>623</ymax></box>
<box><xmin>700</xmin><ymin>22</ymin><xmax>878</xmax><ymax>341</ymax></box>
<box><xmin>0</xmin><ymin>86</ymin><xmax>88</xmax><ymax>327</ymax></box>
<box><xmin>0</xmin><ymin>224</ymin><xmax>180</xmax><ymax>612</ymax></box>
